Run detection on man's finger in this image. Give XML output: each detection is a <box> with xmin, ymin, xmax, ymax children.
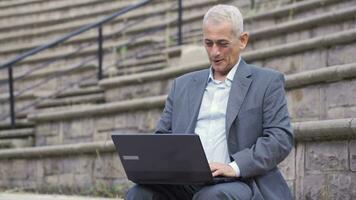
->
<box><xmin>212</xmin><ymin>169</ymin><xmax>223</xmax><ymax>177</ymax></box>
<box><xmin>209</xmin><ymin>163</ymin><xmax>219</xmax><ymax>171</ymax></box>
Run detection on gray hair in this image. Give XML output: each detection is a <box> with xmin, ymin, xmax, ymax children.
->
<box><xmin>203</xmin><ymin>4</ymin><xmax>244</xmax><ymax>37</ymax></box>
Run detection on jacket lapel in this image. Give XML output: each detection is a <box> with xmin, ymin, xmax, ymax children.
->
<box><xmin>226</xmin><ymin>60</ymin><xmax>252</xmax><ymax>135</ymax></box>
<box><xmin>186</xmin><ymin>70</ymin><xmax>209</xmax><ymax>133</ymax></box>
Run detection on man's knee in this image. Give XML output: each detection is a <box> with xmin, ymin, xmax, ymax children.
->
<box><xmin>193</xmin><ymin>182</ymin><xmax>252</xmax><ymax>200</ymax></box>
<box><xmin>126</xmin><ymin>184</ymin><xmax>163</xmax><ymax>200</ymax></box>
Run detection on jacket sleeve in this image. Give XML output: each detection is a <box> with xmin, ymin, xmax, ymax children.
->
<box><xmin>154</xmin><ymin>80</ymin><xmax>176</xmax><ymax>134</ymax></box>
<box><xmin>232</xmin><ymin>73</ymin><xmax>294</xmax><ymax>178</ymax></box>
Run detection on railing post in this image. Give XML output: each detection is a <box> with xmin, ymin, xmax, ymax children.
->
<box><xmin>98</xmin><ymin>26</ymin><xmax>103</xmax><ymax>80</ymax></box>
<box><xmin>8</xmin><ymin>66</ymin><xmax>16</xmax><ymax>128</ymax></box>
<box><xmin>177</xmin><ymin>0</ymin><xmax>183</xmax><ymax>45</ymax></box>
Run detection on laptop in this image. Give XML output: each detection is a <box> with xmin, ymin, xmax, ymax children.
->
<box><xmin>111</xmin><ymin>134</ymin><xmax>240</xmax><ymax>185</ymax></box>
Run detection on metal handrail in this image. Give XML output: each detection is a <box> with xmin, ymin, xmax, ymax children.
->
<box><xmin>0</xmin><ymin>0</ymin><xmax>152</xmax><ymax>128</ymax></box>
<box><xmin>0</xmin><ymin>0</ymin><xmax>151</xmax><ymax>70</ymax></box>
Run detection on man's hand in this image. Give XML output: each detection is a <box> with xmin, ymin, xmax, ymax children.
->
<box><xmin>209</xmin><ymin>162</ymin><xmax>236</xmax><ymax>177</ymax></box>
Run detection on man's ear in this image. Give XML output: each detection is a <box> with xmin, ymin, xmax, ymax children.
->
<box><xmin>239</xmin><ymin>32</ymin><xmax>249</xmax><ymax>50</ymax></box>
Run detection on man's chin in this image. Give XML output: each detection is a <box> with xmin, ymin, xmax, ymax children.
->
<box><xmin>212</xmin><ymin>64</ymin><xmax>227</xmax><ymax>71</ymax></box>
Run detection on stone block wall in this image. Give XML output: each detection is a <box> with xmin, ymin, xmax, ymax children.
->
<box><xmin>287</xmin><ymin>79</ymin><xmax>356</xmax><ymax>121</ymax></box>
<box><xmin>0</xmin><ymin>152</ymin><xmax>126</xmax><ymax>194</ymax></box>
<box><xmin>105</xmin><ymin>80</ymin><xmax>172</xmax><ymax>102</ymax></box>
<box><xmin>1</xmin><ymin>129</ymin><xmax>356</xmax><ymax>199</ymax></box>
<box><xmin>34</xmin><ymin>108</ymin><xmax>162</xmax><ymax>146</ymax></box>
<box><xmin>293</xmin><ymin>140</ymin><xmax>356</xmax><ymax>199</ymax></box>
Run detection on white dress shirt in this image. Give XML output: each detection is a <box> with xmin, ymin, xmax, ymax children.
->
<box><xmin>194</xmin><ymin>57</ymin><xmax>241</xmax><ymax>177</ymax></box>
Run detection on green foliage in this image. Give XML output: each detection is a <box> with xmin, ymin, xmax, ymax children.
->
<box><xmin>87</xmin><ymin>181</ymin><xmax>132</xmax><ymax>198</ymax></box>
<box><xmin>117</xmin><ymin>45</ymin><xmax>128</xmax><ymax>58</ymax></box>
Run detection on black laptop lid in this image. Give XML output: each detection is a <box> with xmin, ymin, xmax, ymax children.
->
<box><xmin>111</xmin><ymin>134</ymin><xmax>214</xmax><ymax>184</ymax></box>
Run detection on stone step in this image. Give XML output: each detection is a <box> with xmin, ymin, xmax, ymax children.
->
<box><xmin>115</xmin><ymin>62</ymin><xmax>167</xmax><ymax>77</ymax></box>
<box><xmin>103</xmin><ymin>53</ymin><xmax>356</xmax><ymax>92</ymax></box>
<box><xmin>118</xmin><ymin>55</ymin><xmax>167</xmax><ymax>68</ymax></box>
<box><xmin>0</xmin><ymin>0</ymin><xmax>136</xmax><ymax>33</ymax></box>
<box><xmin>0</xmin><ymin>140</ymin><xmax>126</xmax><ymax>196</ymax></box>
<box><xmin>23</xmin><ymin>74</ymin><xmax>356</xmax><ymax>145</ymax></box>
<box><xmin>2</xmin><ymin>1</ymin><xmax>355</xmax><ymax>70</ymax></box>
<box><xmin>0</xmin><ymin>0</ymin><xmax>42</xmax><ymax>9</ymax></box>
<box><xmin>0</xmin><ymin>118</ymin><xmax>354</xmax><ymax>198</ymax></box>
<box><xmin>0</xmin><ymin>128</ymin><xmax>34</xmax><ymax>138</ymax></box>
<box><xmin>179</xmin><ymin>4</ymin><xmax>356</xmax><ymax>51</ymax></box>
<box><xmin>0</xmin><ymin>119</ymin><xmax>34</xmax><ymax>130</ymax></box>
<box><xmin>0</xmin><ymin>36</ymin><xmax>163</xmax><ymax>72</ymax></box>
<box><xmin>36</xmin><ymin>93</ymin><xmax>105</xmax><ymax>109</ymax></box>
<box><xmin>242</xmin><ymin>0</ymin><xmax>352</xmax><ymax>28</ymax></box>
<box><xmin>79</xmin><ymin>79</ymin><xmax>99</xmax><ymax>88</ymax></box>
<box><xmin>246</xmin><ymin>5</ymin><xmax>356</xmax><ymax>51</ymax></box>
<box><xmin>0</xmin><ymin>64</ymin><xmax>97</xmax><ymax>93</ymax></box>
<box><xmin>0</xmin><ymin>193</ymin><xmax>122</xmax><ymax>200</ymax></box>
<box><xmin>0</xmin><ymin>0</ymin><xmax>219</xmax><ymax>47</ymax></box>
<box><xmin>0</xmin><ymin>0</ymin><xmax>344</xmax><ymax>56</ymax></box>
<box><xmin>55</xmin><ymin>86</ymin><xmax>104</xmax><ymax>99</ymax></box>
<box><xmin>0</xmin><ymin>0</ymin><xmax>126</xmax><ymax>23</ymax></box>
<box><xmin>244</xmin><ymin>29</ymin><xmax>356</xmax><ymax>74</ymax></box>
<box><xmin>5</xmin><ymin>18</ymin><xmax>356</xmax><ymax>90</ymax></box>
<box><xmin>0</xmin><ymin>93</ymin><xmax>37</xmax><ymax>119</ymax></box>
<box><xmin>0</xmin><ymin>128</ymin><xmax>34</xmax><ymax>149</ymax></box>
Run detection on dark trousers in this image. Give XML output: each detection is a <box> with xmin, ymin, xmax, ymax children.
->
<box><xmin>125</xmin><ymin>181</ymin><xmax>252</xmax><ymax>200</ymax></box>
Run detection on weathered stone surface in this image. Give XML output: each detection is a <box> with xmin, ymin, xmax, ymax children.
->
<box><xmin>58</xmin><ymin>173</ymin><xmax>75</xmax><ymax>188</ymax></box>
<box><xmin>263</xmin><ymin>49</ymin><xmax>327</xmax><ymax>75</ymax></box>
<box><xmin>306</xmin><ymin>141</ymin><xmax>348</xmax><ymax>172</ymax></box>
<box><xmin>93</xmin><ymin>130</ymin><xmax>112</xmax><ymax>141</ymax></box>
<box><xmin>286</xmin><ymin>30</ymin><xmax>311</xmax><ymax>44</ymax></box>
<box><xmin>136</xmin><ymin>109</ymin><xmax>161</xmax><ymax>132</ymax></box>
<box><xmin>61</xmin><ymin>156</ymin><xmax>93</xmax><ymax>174</ymax></box>
<box><xmin>252</xmin><ymin>36</ymin><xmax>286</xmax><ymax>51</ymax></box>
<box><xmin>46</xmin><ymin>135</ymin><xmax>63</xmax><ymax>146</ymax></box>
<box><xmin>328</xmin><ymin>173</ymin><xmax>356</xmax><ymax>200</ymax></box>
<box><xmin>44</xmin><ymin>175</ymin><xmax>59</xmax><ymax>186</ymax></box>
<box><xmin>302</xmin><ymin>174</ymin><xmax>327</xmax><ymax>200</ymax></box>
<box><xmin>327</xmin><ymin>43</ymin><xmax>356</xmax><ymax>66</ymax></box>
<box><xmin>263</xmin><ymin>54</ymin><xmax>303</xmax><ymax>75</ymax></box>
<box><xmin>36</xmin><ymin>123</ymin><xmax>60</xmax><ymax>136</ymax></box>
<box><xmin>178</xmin><ymin>45</ymin><xmax>208</xmax><ymax>67</ymax></box>
<box><xmin>105</xmin><ymin>81</ymin><xmax>164</xmax><ymax>102</ymax></box>
<box><xmin>286</xmin><ymin>180</ymin><xmax>295</xmax><ymax>200</ymax></box>
<box><xmin>312</xmin><ymin>22</ymin><xmax>343</xmax><ymax>39</ymax></box>
<box><xmin>10</xmin><ymin>159</ymin><xmax>29</xmax><ymax>180</ymax></box>
<box><xmin>95</xmin><ymin>117</ymin><xmax>115</xmax><ymax>133</ymax></box>
<box><xmin>64</xmin><ymin>118</ymin><xmax>94</xmax><ymax>139</ymax></box>
<box><xmin>0</xmin><ymin>161</ymin><xmax>11</xmax><ymax>183</ymax></box>
<box><xmin>326</xmin><ymin>79</ymin><xmax>356</xmax><ymax>110</ymax></box>
<box><xmin>93</xmin><ymin>153</ymin><xmax>125</xmax><ymax>179</ymax></box>
<box><xmin>345</xmin><ymin>106</ymin><xmax>356</xmax><ymax>118</ymax></box>
<box><xmin>74</xmin><ymin>173</ymin><xmax>93</xmax><ymax>190</ymax></box>
<box><xmin>278</xmin><ymin>146</ymin><xmax>295</xmax><ymax>181</ymax></box>
<box><xmin>301</xmin><ymin>49</ymin><xmax>328</xmax><ymax>71</ymax></box>
<box><xmin>35</xmin><ymin>136</ymin><xmax>46</xmax><ymax>146</ymax></box>
<box><xmin>351</xmin><ymin>140</ymin><xmax>356</xmax><ymax>172</ymax></box>
<box><xmin>286</xmin><ymin>86</ymin><xmax>322</xmax><ymax>121</ymax></box>
<box><xmin>295</xmin><ymin>143</ymin><xmax>305</xmax><ymax>200</ymax></box>
<box><xmin>43</xmin><ymin>158</ymin><xmax>62</xmax><ymax>176</ymax></box>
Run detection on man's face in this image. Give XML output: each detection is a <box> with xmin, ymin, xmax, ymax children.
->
<box><xmin>203</xmin><ymin>20</ymin><xmax>248</xmax><ymax>79</ymax></box>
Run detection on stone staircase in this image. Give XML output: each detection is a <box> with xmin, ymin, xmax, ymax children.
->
<box><xmin>0</xmin><ymin>0</ymin><xmax>355</xmax><ymax>199</ymax></box>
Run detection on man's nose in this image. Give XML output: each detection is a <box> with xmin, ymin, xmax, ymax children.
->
<box><xmin>211</xmin><ymin>45</ymin><xmax>220</xmax><ymax>57</ymax></box>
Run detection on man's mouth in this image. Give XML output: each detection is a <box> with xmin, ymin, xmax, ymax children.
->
<box><xmin>213</xmin><ymin>59</ymin><xmax>223</xmax><ymax>64</ymax></box>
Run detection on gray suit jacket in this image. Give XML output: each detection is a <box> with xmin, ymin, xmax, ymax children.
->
<box><xmin>155</xmin><ymin>59</ymin><xmax>294</xmax><ymax>200</ymax></box>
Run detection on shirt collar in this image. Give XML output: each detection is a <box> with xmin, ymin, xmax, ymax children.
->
<box><xmin>208</xmin><ymin>56</ymin><xmax>241</xmax><ymax>83</ymax></box>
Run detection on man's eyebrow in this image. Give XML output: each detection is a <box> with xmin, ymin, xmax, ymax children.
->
<box><xmin>204</xmin><ymin>39</ymin><xmax>230</xmax><ymax>42</ymax></box>
<box><xmin>217</xmin><ymin>40</ymin><xmax>229</xmax><ymax>43</ymax></box>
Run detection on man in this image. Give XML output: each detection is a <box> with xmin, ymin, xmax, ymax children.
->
<box><xmin>126</xmin><ymin>4</ymin><xmax>293</xmax><ymax>200</ymax></box>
